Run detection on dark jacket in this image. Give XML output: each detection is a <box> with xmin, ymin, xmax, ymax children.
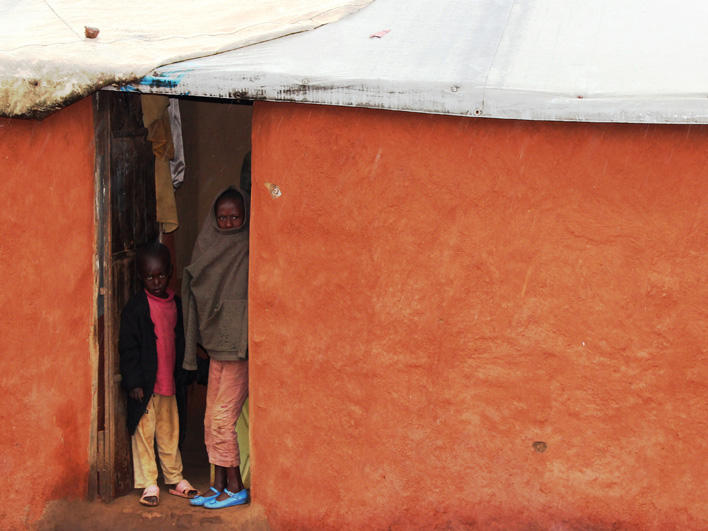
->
<box><xmin>118</xmin><ymin>290</ymin><xmax>188</xmax><ymax>436</ymax></box>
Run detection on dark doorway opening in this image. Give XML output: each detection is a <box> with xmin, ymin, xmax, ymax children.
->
<box><xmin>95</xmin><ymin>91</ymin><xmax>253</xmax><ymax>502</ymax></box>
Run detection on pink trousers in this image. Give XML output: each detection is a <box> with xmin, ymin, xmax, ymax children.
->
<box><xmin>205</xmin><ymin>359</ymin><xmax>249</xmax><ymax>467</ymax></box>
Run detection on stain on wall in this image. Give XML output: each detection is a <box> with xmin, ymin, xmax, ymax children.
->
<box><xmin>0</xmin><ymin>99</ymin><xmax>95</xmax><ymax>529</ymax></box>
<box><xmin>250</xmin><ymin>102</ymin><xmax>708</xmax><ymax>529</ymax></box>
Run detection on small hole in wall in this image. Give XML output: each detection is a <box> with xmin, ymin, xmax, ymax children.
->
<box><xmin>532</xmin><ymin>441</ymin><xmax>547</xmax><ymax>453</ymax></box>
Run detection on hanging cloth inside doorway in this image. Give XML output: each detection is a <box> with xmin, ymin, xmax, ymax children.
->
<box><xmin>168</xmin><ymin>99</ymin><xmax>186</xmax><ymax>189</ymax></box>
<box><xmin>236</xmin><ymin>397</ymin><xmax>250</xmax><ymax>488</ymax></box>
<box><xmin>141</xmin><ymin>94</ymin><xmax>180</xmax><ymax>233</ymax></box>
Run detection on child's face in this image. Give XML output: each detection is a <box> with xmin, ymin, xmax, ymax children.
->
<box><xmin>215</xmin><ymin>197</ymin><xmax>245</xmax><ymax>229</ymax></box>
<box><xmin>140</xmin><ymin>255</ymin><xmax>172</xmax><ymax>298</ymax></box>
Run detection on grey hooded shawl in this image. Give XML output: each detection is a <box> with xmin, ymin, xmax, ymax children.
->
<box><xmin>182</xmin><ymin>186</ymin><xmax>249</xmax><ymax>370</ymax></box>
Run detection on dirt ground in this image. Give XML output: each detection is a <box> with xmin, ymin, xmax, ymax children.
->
<box><xmin>38</xmin><ymin>494</ymin><xmax>269</xmax><ymax>531</ymax></box>
<box><xmin>38</xmin><ymin>455</ymin><xmax>267</xmax><ymax>530</ymax></box>
<box><xmin>38</xmin><ymin>457</ymin><xmax>268</xmax><ymax>531</ymax></box>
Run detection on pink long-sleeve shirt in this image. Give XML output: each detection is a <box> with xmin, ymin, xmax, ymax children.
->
<box><xmin>146</xmin><ymin>289</ymin><xmax>177</xmax><ymax>396</ymax></box>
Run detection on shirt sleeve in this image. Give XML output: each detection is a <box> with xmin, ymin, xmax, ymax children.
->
<box><xmin>118</xmin><ymin>305</ymin><xmax>144</xmax><ymax>390</ymax></box>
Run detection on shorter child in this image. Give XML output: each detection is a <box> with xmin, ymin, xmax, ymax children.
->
<box><xmin>119</xmin><ymin>242</ymin><xmax>197</xmax><ymax>506</ymax></box>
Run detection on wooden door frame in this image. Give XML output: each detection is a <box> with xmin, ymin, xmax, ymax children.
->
<box><xmin>92</xmin><ymin>90</ymin><xmax>117</xmax><ymax>501</ymax></box>
<box><xmin>87</xmin><ymin>93</ymin><xmax>107</xmax><ymax>501</ymax></box>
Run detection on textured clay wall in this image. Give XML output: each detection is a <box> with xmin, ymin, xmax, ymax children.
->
<box><xmin>0</xmin><ymin>99</ymin><xmax>95</xmax><ymax>530</ymax></box>
<box><xmin>250</xmin><ymin>102</ymin><xmax>708</xmax><ymax>529</ymax></box>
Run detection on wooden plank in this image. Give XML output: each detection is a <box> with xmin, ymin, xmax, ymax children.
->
<box><xmin>89</xmin><ymin>92</ymin><xmax>109</xmax><ymax>502</ymax></box>
<box><xmin>94</xmin><ymin>91</ymin><xmax>113</xmax><ymax>501</ymax></box>
<box><xmin>109</xmin><ymin>95</ymin><xmax>154</xmax><ymax>254</ymax></box>
<box><xmin>108</xmin><ymin>255</ymin><xmax>137</xmax><ymax>496</ymax></box>
<box><xmin>109</xmin><ymin>92</ymin><xmax>146</xmax><ymax>138</ymax></box>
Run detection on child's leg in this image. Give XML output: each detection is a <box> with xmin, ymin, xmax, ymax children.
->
<box><xmin>203</xmin><ymin>359</ymin><xmax>223</xmax><ymax>481</ymax></box>
<box><xmin>205</xmin><ymin>360</ymin><xmax>247</xmax><ymax>469</ymax></box>
<box><xmin>131</xmin><ymin>395</ymin><xmax>159</xmax><ymax>489</ymax></box>
<box><xmin>153</xmin><ymin>394</ymin><xmax>184</xmax><ymax>486</ymax></box>
<box><xmin>208</xmin><ymin>360</ymin><xmax>248</xmax><ymax>501</ymax></box>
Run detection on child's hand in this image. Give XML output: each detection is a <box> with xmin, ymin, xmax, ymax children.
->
<box><xmin>197</xmin><ymin>344</ymin><xmax>209</xmax><ymax>359</ymax></box>
<box><xmin>129</xmin><ymin>387</ymin><xmax>144</xmax><ymax>401</ymax></box>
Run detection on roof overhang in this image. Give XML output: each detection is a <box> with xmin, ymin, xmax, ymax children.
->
<box><xmin>0</xmin><ymin>0</ymin><xmax>371</xmax><ymax>118</ymax></box>
<box><xmin>120</xmin><ymin>0</ymin><xmax>708</xmax><ymax>124</ymax></box>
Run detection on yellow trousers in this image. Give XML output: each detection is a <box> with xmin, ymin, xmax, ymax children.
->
<box><xmin>131</xmin><ymin>394</ymin><xmax>184</xmax><ymax>488</ymax></box>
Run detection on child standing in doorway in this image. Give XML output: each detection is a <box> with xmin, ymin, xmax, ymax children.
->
<box><xmin>119</xmin><ymin>242</ymin><xmax>197</xmax><ymax>506</ymax></box>
<box><xmin>183</xmin><ymin>187</ymin><xmax>250</xmax><ymax>509</ymax></box>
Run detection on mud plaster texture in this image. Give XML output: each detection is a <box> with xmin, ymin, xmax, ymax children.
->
<box><xmin>0</xmin><ymin>99</ymin><xmax>95</xmax><ymax>530</ymax></box>
<box><xmin>249</xmin><ymin>102</ymin><xmax>708</xmax><ymax>529</ymax></box>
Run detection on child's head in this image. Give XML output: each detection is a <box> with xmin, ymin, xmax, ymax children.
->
<box><xmin>214</xmin><ymin>188</ymin><xmax>245</xmax><ymax>230</ymax></box>
<box><xmin>137</xmin><ymin>242</ymin><xmax>172</xmax><ymax>298</ymax></box>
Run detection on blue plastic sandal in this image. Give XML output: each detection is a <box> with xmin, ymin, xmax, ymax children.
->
<box><xmin>203</xmin><ymin>488</ymin><xmax>249</xmax><ymax>509</ymax></box>
<box><xmin>189</xmin><ymin>487</ymin><xmax>221</xmax><ymax>506</ymax></box>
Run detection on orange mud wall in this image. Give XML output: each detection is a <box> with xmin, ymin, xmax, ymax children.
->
<box><xmin>0</xmin><ymin>99</ymin><xmax>95</xmax><ymax>529</ymax></box>
<box><xmin>250</xmin><ymin>102</ymin><xmax>708</xmax><ymax>529</ymax></box>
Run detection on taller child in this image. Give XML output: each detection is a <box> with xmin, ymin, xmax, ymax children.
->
<box><xmin>183</xmin><ymin>187</ymin><xmax>250</xmax><ymax>509</ymax></box>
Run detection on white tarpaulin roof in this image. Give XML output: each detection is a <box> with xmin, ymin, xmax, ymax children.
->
<box><xmin>123</xmin><ymin>0</ymin><xmax>708</xmax><ymax>124</ymax></box>
<box><xmin>0</xmin><ymin>0</ymin><xmax>371</xmax><ymax>117</ymax></box>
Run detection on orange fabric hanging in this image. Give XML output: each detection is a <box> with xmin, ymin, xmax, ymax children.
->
<box><xmin>141</xmin><ymin>94</ymin><xmax>179</xmax><ymax>233</ymax></box>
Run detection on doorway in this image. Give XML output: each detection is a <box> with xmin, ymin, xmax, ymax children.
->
<box><xmin>95</xmin><ymin>91</ymin><xmax>253</xmax><ymax>501</ymax></box>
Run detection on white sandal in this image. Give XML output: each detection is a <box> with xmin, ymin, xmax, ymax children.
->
<box><xmin>139</xmin><ymin>484</ymin><xmax>160</xmax><ymax>506</ymax></box>
<box><xmin>169</xmin><ymin>478</ymin><xmax>198</xmax><ymax>499</ymax></box>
